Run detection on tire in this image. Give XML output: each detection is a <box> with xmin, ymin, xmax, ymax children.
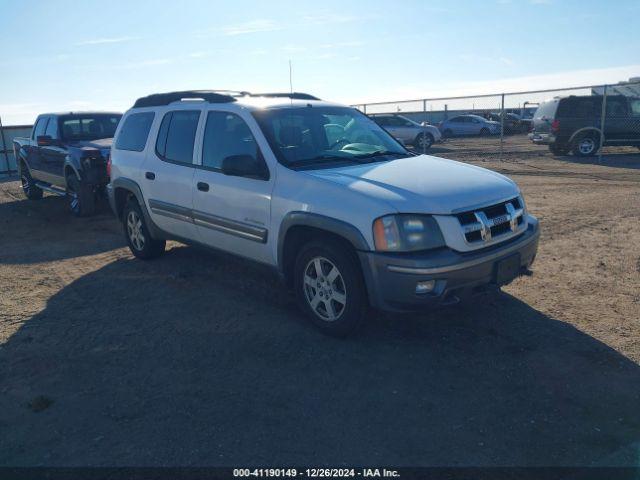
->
<box><xmin>122</xmin><ymin>198</ymin><xmax>166</xmax><ymax>260</ymax></box>
<box><xmin>549</xmin><ymin>143</ymin><xmax>570</xmax><ymax>156</ymax></box>
<box><xmin>414</xmin><ymin>132</ymin><xmax>434</xmax><ymax>151</ymax></box>
<box><xmin>19</xmin><ymin>163</ymin><xmax>43</xmax><ymax>200</ymax></box>
<box><xmin>294</xmin><ymin>239</ymin><xmax>367</xmax><ymax>337</ymax></box>
<box><xmin>480</xmin><ymin>127</ymin><xmax>490</xmax><ymax>136</ymax></box>
<box><xmin>443</xmin><ymin>129</ymin><xmax>453</xmax><ymax>138</ymax></box>
<box><xmin>66</xmin><ymin>174</ymin><xmax>96</xmax><ymax>217</ymax></box>
<box><xmin>572</xmin><ymin>133</ymin><xmax>600</xmax><ymax>157</ymax></box>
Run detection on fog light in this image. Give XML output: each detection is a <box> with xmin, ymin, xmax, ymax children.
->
<box><xmin>415</xmin><ymin>280</ymin><xmax>436</xmax><ymax>294</ymax></box>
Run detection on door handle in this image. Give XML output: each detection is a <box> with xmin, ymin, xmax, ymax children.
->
<box><xmin>197</xmin><ymin>182</ymin><xmax>209</xmax><ymax>192</ymax></box>
<box><xmin>145</xmin><ymin>172</ymin><xmax>155</xmax><ymax>180</ymax></box>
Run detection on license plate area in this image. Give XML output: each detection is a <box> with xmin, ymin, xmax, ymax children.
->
<box><xmin>494</xmin><ymin>253</ymin><xmax>521</xmax><ymax>285</ymax></box>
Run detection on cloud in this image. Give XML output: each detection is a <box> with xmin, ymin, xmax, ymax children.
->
<box><xmin>75</xmin><ymin>36</ymin><xmax>139</xmax><ymax>46</ymax></box>
<box><xmin>222</xmin><ymin>19</ymin><xmax>280</xmax><ymax>36</ymax></box>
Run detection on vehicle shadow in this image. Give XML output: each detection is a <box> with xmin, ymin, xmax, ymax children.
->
<box><xmin>1</xmin><ymin>245</ymin><xmax>639</xmax><ymax>467</ymax></box>
<box><xmin>551</xmin><ymin>150</ymin><xmax>640</xmax><ymax>170</ymax></box>
<box><xmin>0</xmin><ymin>193</ymin><xmax>123</xmax><ymax>265</ymax></box>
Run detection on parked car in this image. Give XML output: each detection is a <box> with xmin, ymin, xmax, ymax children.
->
<box><xmin>370</xmin><ymin>114</ymin><xmax>441</xmax><ymax>150</ymax></box>
<box><xmin>486</xmin><ymin>112</ymin><xmax>528</xmax><ymax>133</ymax></box>
<box><xmin>13</xmin><ymin>112</ymin><xmax>122</xmax><ymax>216</ymax></box>
<box><xmin>108</xmin><ymin>90</ymin><xmax>539</xmax><ymax>336</ymax></box>
<box><xmin>439</xmin><ymin>114</ymin><xmax>500</xmax><ymax>137</ymax></box>
<box><xmin>529</xmin><ymin>94</ymin><xmax>640</xmax><ymax>156</ymax></box>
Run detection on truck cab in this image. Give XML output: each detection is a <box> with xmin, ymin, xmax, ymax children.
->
<box><xmin>13</xmin><ymin>112</ymin><xmax>122</xmax><ymax>216</ymax></box>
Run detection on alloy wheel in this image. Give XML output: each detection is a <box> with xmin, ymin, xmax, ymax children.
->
<box><xmin>303</xmin><ymin>256</ymin><xmax>347</xmax><ymax>321</ymax></box>
<box><xmin>127</xmin><ymin>210</ymin><xmax>145</xmax><ymax>251</ymax></box>
<box><xmin>578</xmin><ymin>138</ymin><xmax>596</xmax><ymax>155</ymax></box>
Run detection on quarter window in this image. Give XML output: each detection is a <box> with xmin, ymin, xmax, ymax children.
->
<box><xmin>156</xmin><ymin>110</ymin><xmax>200</xmax><ymax>164</ymax></box>
<box><xmin>202</xmin><ymin>112</ymin><xmax>260</xmax><ymax>170</ymax></box>
<box><xmin>116</xmin><ymin>112</ymin><xmax>155</xmax><ymax>152</ymax></box>
<box><xmin>631</xmin><ymin>99</ymin><xmax>640</xmax><ymax>116</ymax></box>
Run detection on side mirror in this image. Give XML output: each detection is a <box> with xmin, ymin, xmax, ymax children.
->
<box><xmin>37</xmin><ymin>135</ymin><xmax>53</xmax><ymax>146</ymax></box>
<box><xmin>221</xmin><ymin>154</ymin><xmax>269</xmax><ymax>180</ymax></box>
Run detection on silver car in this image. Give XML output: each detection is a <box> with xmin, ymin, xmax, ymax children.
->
<box><xmin>439</xmin><ymin>114</ymin><xmax>500</xmax><ymax>137</ymax></box>
<box><xmin>371</xmin><ymin>114</ymin><xmax>442</xmax><ymax>150</ymax></box>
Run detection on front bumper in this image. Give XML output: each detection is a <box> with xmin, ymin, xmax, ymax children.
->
<box><xmin>529</xmin><ymin>133</ymin><xmax>555</xmax><ymax>145</ymax></box>
<box><xmin>358</xmin><ymin>216</ymin><xmax>540</xmax><ymax>312</ymax></box>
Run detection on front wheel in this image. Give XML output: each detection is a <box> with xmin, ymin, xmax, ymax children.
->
<box><xmin>294</xmin><ymin>240</ymin><xmax>367</xmax><ymax>337</ymax></box>
<box><xmin>123</xmin><ymin>199</ymin><xmax>166</xmax><ymax>260</ymax></box>
<box><xmin>415</xmin><ymin>132</ymin><xmax>434</xmax><ymax>151</ymax></box>
<box><xmin>66</xmin><ymin>175</ymin><xmax>96</xmax><ymax>217</ymax></box>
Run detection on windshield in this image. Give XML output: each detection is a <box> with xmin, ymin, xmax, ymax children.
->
<box><xmin>252</xmin><ymin>106</ymin><xmax>409</xmax><ymax>168</ymax></box>
<box><xmin>59</xmin><ymin>114</ymin><xmax>122</xmax><ymax>141</ymax></box>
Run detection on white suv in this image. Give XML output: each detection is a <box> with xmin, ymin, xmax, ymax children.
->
<box><xmin>108</xmin><ymin>90</ymin><xmax>539</xmax><ymax>336</ymax></box>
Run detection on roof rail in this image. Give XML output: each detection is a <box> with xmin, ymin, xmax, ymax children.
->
<box><xmin>249</xmin><ymin>92</ymin><xmax>320</xmax><ymax>100</ymax></box>
<box><xmin>132</xmin><ymin>90</ymin><xmax>242</xmax><ymax>108</ymax></box>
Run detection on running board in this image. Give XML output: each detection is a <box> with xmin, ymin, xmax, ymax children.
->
<box><xmin>35</xmin><ymin>182</ymin><xmax>67</xmax><ymax>196</ymax></box>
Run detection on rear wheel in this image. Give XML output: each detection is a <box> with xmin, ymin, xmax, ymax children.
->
<box><xmin>294</xmin><ymin>239</ymin><xmax>367</xmax><ymax>337</ymax></box>
<box><xmin>123</xmin><ymin>199</ymin><xmax>166</xmax><ymax>260</ymax></box>
<box><xmin>20</xmin><ymin>164</ymin><xmax>43</xmax><ymax>200</ymax></box>
<box><xmin>66</xmin><ymin>174</ymin><xmax>96</xmax><ymax>217</ymax></box>
<box><xmin>572</xmin><ymin>133</ymin><xmax>600</xmax><ymax>157</ymax></box>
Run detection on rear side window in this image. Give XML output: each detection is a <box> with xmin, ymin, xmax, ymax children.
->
<box><xmin>630</xmin><ymin>99</ymin><xmax>640</xmax><ymax>116</ymax></box>
<box><xmin>116</xmin><ymin>112</ymin><xmax>155</xmax><ymax>152</ymax></box>
<box><xmin>33</xmin><ymin>117</ymin><xmax>48</xmax><ymax>139</ymax></box>
<box><xmin>155</xmin><ymin>110</ymin><xmax>200</xmax><ymax>164</ymax></box>
<box><xmin>557</xmin><ymin>97</ymin><xmax>596</xmax><ymax>118</ymax></box>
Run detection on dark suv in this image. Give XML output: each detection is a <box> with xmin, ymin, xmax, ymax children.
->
<box><xmin>529</xmin><ymin>95</ymin><xmax>640</xmax><ymax>156</ymax></box>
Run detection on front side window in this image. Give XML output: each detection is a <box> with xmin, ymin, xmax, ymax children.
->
<box><xmin>59</xmin><ymin>114</ymin><xmax>121</xmax><ymax>141</ymax></box>
<box><xmin>252</xmin><ymin>106</ymin><xmax>408</xmax><ymax>169</ymax></box>
<box><xmin>155</xmin><ymin>110</ymin><xmax>200</xmax><ymax>164</ymax></box>
<box><xmin>116</xmin><ymin>112</ymin><xmax>155</xmax><ymax>152</ymax></box>
<box><xmin>45</xmin><ymin>117</ymin><xmax>58</xmax><ymax>138</ymax></box>
<box><xmin>202</xmin><ymin>112</ymin><xmax>260</xmax><ymax>170</ymax></box>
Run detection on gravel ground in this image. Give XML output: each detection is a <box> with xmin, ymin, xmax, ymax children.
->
<box><xmin>0</xmin><ymin>137</ymin><xmax>639</xmax><ymax>467</ymax></box>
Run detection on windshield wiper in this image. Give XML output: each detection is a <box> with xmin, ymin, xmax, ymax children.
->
<box><xmin>352</xmin><ymin>150</ymin><xmax>409</xmax><ymax>159</ymax></box>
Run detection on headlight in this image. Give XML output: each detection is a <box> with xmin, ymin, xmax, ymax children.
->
<box><xmin>373</xmin><ymin>214</ymin><xmax>445</xmax><ymax>252</ymax></box>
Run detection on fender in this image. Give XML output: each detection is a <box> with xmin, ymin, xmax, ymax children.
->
<box><xmin>110</xmin><ymin>177</ymin><xmax>163</xmax><ymax>238</ymax></box>
<box><xmin>63</xmin><ymin>157</ymin><xmax>81</xmax><ymax>182</ymax></box>
<box><xmin>277</xmin><ymin>211</ymin><xmax>370</xmax><ymax>272</ymax></box>
<box><xmin>568</xmin><ymin>127</ymin><xmax>601</xmax><ymax>145</ymax></box>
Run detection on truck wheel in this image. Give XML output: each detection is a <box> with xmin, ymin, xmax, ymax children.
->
<box><xmin>294</xmin><ymin>239</ymin><xmax>367</xmax><ymax>337</ymax></box>
<box><xmin>415</xmin><ymin>132</ymin><xmax>434</xmax><ymax>151</ymax></box>
<box><xmin>66</xmin><ymin>175</ymin><xmax>96</xmax><ymax>217</ymax></box>
<box><xmin>20</xmin><ymin>165</ymin><xmax>43</xmax><ymax>200</ymax></box>
<box><xmin>123</xmin><ymin>199</ymin><xmax>166</xmax><ymax>260</ymax></box>
<box><xmin>549</xmin><ymin>144</ymin><xmax>570</xmax><ymax>156</ymax></box>
<box><xmin>572</xmin><ymin>133</ymin><xmax>600</xmax><ymax>157</ymax></box>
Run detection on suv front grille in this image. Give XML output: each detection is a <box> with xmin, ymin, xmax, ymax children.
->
<box><xmin>457</xmin><ymin>197</ymin><xmax>524</xmax><ymax>245</ymax></box>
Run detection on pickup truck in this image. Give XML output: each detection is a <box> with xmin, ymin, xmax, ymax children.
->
<box><xmin>109</xmin><ymin>90</ymin><xmax>539</xmax><ymax>336</ymax></box>
<box><xmin>13</xmin><ymin>112</ymin><xmax>122</xmax><ymax>216</ymax></box>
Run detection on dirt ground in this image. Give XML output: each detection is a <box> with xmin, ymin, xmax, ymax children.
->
<box><xmin>1</xmin><ymin>136</ymin><xmax>639</xmax><ymax>467</ymax></box>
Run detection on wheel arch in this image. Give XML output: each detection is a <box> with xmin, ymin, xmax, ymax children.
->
<box><xmin>110</xmin><ymin>177</ymin><xmax>164</xmax><ymax>239</ymax></box>
<box><xmin>277</xmin><ymin>212</ymin><xmax>370</xmax><ymax>288</ymax></box>
<box><xmin>568</xmin><ymin>127</ymin><xmax>601</xmax><ymax>145</ymax></box>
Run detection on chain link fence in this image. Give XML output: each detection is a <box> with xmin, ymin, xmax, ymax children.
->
<box><xmin>353</xmin><ymin>81</ymin><xmax>640</xmax><ymax>161</ymax></box>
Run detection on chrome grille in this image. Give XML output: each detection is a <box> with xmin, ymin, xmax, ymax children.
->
<box><xmin>457</xmin><ymin>197</ymin><xmax>524</xmax><ymax>244</ymax></box>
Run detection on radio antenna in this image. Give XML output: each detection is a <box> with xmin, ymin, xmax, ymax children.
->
<box><xmin>289</xmin><ymin>60</ymin><xmax>293</xmax><ymax>94</ymax></box>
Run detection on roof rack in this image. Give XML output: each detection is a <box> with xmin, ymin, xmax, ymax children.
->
<box><xmin>132</xmin><ymin>90</ymin><xmax>320</xmax><ymax>108</ymax></box>
<box><xmin>132</xmin><ymin>90</ymin><xmax>244</xmax><ymax>108</ymax></box>
<box><xmin>249</xmin><ymin>92</ymin><xmax>320</xmax><ymax>100</ymax></box>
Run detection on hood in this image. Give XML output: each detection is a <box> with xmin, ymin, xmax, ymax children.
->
<box><xmin>67</xmin><ymin>138</ymin><xmax>113</xmax><ymax>158</ymax></box>
<box><xmin>305</xmin><ymin>155</ymin><xmax>519</xmax><ymax>214</ymax></box>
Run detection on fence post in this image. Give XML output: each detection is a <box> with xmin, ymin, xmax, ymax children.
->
<box><xmin>423</xmin><ymin>99</ymin><xmax>427</xmax><ymax>154</ymax></box>
<box><xmin>0</xmin><ymin>115</ymin><xmax>10</xmax><ymax>175</ymax></box>
<box><xmin>598</xmin><ymin>84</ymin><xmax>607</xmax><ymax>163</ymax></box>
<box><xmin>500</xmin><ymin>93</ymin><xmax>505</xmax><ymax>161</ymax></box>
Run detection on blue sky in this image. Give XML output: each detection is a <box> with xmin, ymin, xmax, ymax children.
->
<box><xmin>1</xmin><ymin>0</ymin><xmax>639</xmax><ymax>124</ymax></box>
